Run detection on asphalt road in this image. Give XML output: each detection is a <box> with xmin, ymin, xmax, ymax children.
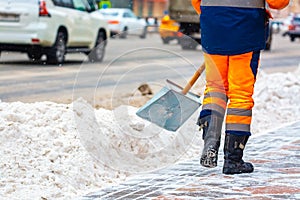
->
<box><xmin>0</xmin><ymin>33</ymin><xmax>299</xmax><ymax>106</ymax></box>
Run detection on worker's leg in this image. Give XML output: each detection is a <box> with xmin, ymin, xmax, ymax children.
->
<box><xmin>223</xmin><ymin>51</ymin><xmax>260</xmax><ymax>174</ymax></box>
<box><xmin>198</xmin><ymin>53</ymin><xmax>228</xmax><ymax>168</ymax></box>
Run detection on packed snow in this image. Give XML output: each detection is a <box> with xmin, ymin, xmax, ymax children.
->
<box><xmin>1</xmin><ymin>68</ymin><xmax>300</xmax><ymax>199</ymax></box>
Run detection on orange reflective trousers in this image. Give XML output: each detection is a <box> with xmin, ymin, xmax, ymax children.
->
<box><xmin>201</xmin><ymin>51</ymin><xmax>260</xmax><ymax>135</ymax></box>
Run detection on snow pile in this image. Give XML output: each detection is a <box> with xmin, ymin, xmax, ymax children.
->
<box><xmin>73</xmin><ymin>101</ymin><xmax>200</xmax><ymax>173</ymax></box>
<box><xmin>252</xmin><ymin>68</ymin><xmax>300</xmax><ymax>133</ymax></box>
<box><xmin>0</xmin><ymin>69</ymin><xmax>300</xmax><ymax>199</ymax></box>
<box><xmin>0</xmin><ymin>101</ymin><xmax>128</xmax><ymax>199</ymax></box>
<box><xmin>0</xmin><ymin>100</ymin><xmax>201</xmax><ymax>200</ymax></box>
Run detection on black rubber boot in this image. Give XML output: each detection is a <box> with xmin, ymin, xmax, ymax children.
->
<box><xmin>198</xmin><ymin>114</ymin><xmax>224</xmax><ymax>168</ymax></box>
<box><xmin>223</xmin><ymin>134</ymin><xmax>254</xmax><ymax>174</ymax></box>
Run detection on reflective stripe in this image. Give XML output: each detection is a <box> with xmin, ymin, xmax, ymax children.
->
<box><xmin>226</xmin><ymin>123</ymin><xmax>250</xmax><ymax>132</ymax></box>
<box><xmin>202</xmin><ymin>103</ymin><xmax>226</xmax><ymax>116</ymax></box>
<box><xmin>203</xmin><ymin>92</ymin><xmax>228</xmax><ymax>110</ymax></box>
<box><xmin>204</xmin><ymin>92</ymin><xmax>228</xmax><ymax>102</ymax></box>
<box><xmin>203</xmin><ymin>97</ymin><xmax>228</xmax><ymax>110</ymax></box>
<box><xmin>201</xmin><ymin>0</ymin><xmax>265</xmax><ymax>8</ymax></box>
<box><xmin>227</xmin><ymin>108</ymin><xmax>252</xmax><ymax>117</ymax></box>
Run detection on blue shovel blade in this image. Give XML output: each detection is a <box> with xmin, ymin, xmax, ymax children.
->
<box><xmin>136</xmin><ymin>87</ymin><xmax>201</xmax><ymax>131</ymax></box>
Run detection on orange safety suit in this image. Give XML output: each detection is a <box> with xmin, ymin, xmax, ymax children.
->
<box><xmin>192</xmin><ymin>0</ymin><xmax>289</xmax><ymax>135</ymax></box>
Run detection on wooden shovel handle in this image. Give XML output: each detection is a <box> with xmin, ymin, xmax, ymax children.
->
<box><xmin>182</xmin><ymin>62</ymin><xmax>205</xmax><ymax>95</ymax></box>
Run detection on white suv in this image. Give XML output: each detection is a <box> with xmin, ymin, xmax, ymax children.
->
<box><xmin>0</xmin><ymin>0</ymin><xmax>109</xmax><ymax>64</ymax></box>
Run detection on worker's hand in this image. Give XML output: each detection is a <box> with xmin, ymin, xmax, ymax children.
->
<box><xmin>266</xmin><ymin>0</ymin><xmax>290</xmax><ymax>10</ymax></box>
<box><xmin>191</xmin><ymin>0</ymin><xmax>201</xmax><ymax>14</ymax></box>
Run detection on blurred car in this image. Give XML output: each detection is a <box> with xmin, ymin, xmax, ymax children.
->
<box><xmin>0</xmin><ymin>0</ymin><xmax>109</xmax><ymax>64</ymax></box>
<box><xmin>271</xmin><ymin>20</ymin><xmax>284</xmax><ymax>34</ymax></box>
<box><xmin>282</xmin><ymin>14</ymin><xmax>300</xmax><ymax>42</ymax></box>
<box><xmin>159</xmin><ymin>15</ymin><xmax>183</xmax><ymax>44</ymax></box>
<box><xmin>99</xmin><ymin>8</ymin><xmax>147</xmax><ymax>39</ymax></box>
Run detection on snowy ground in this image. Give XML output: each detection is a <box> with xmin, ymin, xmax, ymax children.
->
<box><xmin>1</xmin><ymin>67</ymin><xmax>300</xmax><ymax>199</ymax></box>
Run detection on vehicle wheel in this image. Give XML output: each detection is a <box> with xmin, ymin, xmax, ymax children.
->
<box><xmin>46</xmin><ymin>31</ymin><xmax>66</xmax><ymax>65</ymax></box>
<box><xmin>27</xmin><ymin>51</ymin><xmax>42</xmax><ymax>61</ymax></box>
<box><xmin>120</xmin><ymin>27</ymin><xmax>128</xmax><ymax>39</ymax></box>
<box><xmin>88</xmin><ymin>31</ymin><xmax>106</xmax><ymax>63</ymax></box>
<box><xmin>140</xmin><ymin>27</ymin><xmax>147</xmax><ymax>39</ymax></box>
<box><xmin>290</xmin><ymin>36</ymin><xmax>295</xmax><ymax>42</ymax></box>
<box><xmin>162</xmin><ymin>38</ymin><xmax>170</xmax><ymax>44</ymax></box>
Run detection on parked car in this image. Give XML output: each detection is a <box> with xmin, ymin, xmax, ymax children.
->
<box><xmin>99</xmin><ymin>8</ymin><xmax>147</xmax><ymax>39</ymax></box>
<box><xmin>282</xmin><ymin>14</ymin><xmax>300</xmax><ymax>42</ymax></box>
<box><xmin>159</xmin><ymin>15</ymin><xmax>183</xmax><ymax>44</ymax></box>
<box><xmin>0</xmin><ymin>0</ymin><xmax>109</xmax><ymax>64</ymax></box>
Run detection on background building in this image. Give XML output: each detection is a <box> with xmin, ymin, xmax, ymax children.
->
<box><xmin>270</xmin><ymin>0</ymin><xmax>300</xmax><ymax>18</ymax></box>
<box><xmin>109</xmin><ymin>0</ymin><xmax>133</xmax><ymax>9</ymax></box>
<box><xmin>107</xmin><ymin>0</ymin><xmax>168</xmax><ymax>19</ymax></box>
<box><xmin>132</xmin><ymin>0</ymin><xmax>168</xmax><ymax>18</ymax></box>
<box><xmin>106</xmin><ymin>0</ymin><xmax>300</xmax><ymax>20</ymax></box>
<box><xmin>289</xmin><ymin>0</ymin><xmax>300</xmax><ymax>13</ymax></box>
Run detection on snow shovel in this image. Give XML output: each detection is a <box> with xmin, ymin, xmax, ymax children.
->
<box><xmin>136</xmin><ymin>63</ymin><xmax>205</xmax><ymax>131</ymax></box>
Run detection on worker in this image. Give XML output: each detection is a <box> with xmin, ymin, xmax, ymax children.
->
<box><xmin>191</xmin><ymin>0</ymin><xmax>290</xmax><ymax>174</ymax></box>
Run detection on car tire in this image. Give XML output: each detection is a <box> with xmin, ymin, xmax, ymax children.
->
<box><xmin>120</xmin><ymin>27</ymin><xmax>128</xmax><ymax>39</ymax></box>
<box><xmin>162</xmin><ymin>37</ymin><xmax>170</xmax><ymax>44</ymax></box>
<box><xmin>46</xmin><ymin>31</ymin><xmax>66</xmax><ymax>65</ymax></box>
<box><xmin>27</xmin><ymin>51</ymin><xmax>42</xmax><ymax>61</ymax></box>
<box><xmin>88</xmin><ymin>31</ymin><xmax>106</xmax><ymax>63</ymax></box>
<box><xmin>140</xmin><ymin>27</ymin><xmax>147</xmax><ymax>39</ymax></box>
<box><xmin>290</xmin><ymin>36</ymin><xmax>295</xmax><ymax>42</ymax></box>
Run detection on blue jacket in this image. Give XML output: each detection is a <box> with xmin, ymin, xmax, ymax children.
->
<box><xmin>200</xmin><ymin>6</ymin><xmax>267</xmax><ymax>55</ymax></box>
